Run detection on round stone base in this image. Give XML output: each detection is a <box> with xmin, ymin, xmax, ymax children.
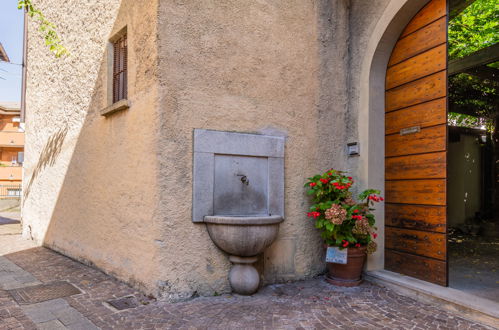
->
<box><xmin>228</xmin><ymin>256</ymin><xmax>259</xmax><ymax>295</ymax></box>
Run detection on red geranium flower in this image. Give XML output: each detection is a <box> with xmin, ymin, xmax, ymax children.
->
<box><xmin>304</xmin><ymin>169</ymin><xmax>380</xmax><ymax>255</ymax></box>
<box><xmin>369</xmin><ymin>195</ymin><xmax>381</xmax><ymax>202</ymax></box>
<box><xmin>307</xmin><ymin>212</ymin><xmax>322</xmax><ymax>219</ymax></box>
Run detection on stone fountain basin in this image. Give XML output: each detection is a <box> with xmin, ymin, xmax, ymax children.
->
<box><xmin>204</xmin><ymin>215</ymin><xmax>283</xmax><ymax>257</ymax></box>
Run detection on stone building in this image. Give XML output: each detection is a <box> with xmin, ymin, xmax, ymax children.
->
<box><xmin>23</xmin><ymin>0</ymin><xmax>449</xmax><ymax>300</ymax></box>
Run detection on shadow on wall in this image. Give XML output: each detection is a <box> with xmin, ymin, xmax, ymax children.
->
<box><xmin>23</xmin><ymin>127</ymin><xmax>68</xmax><ymax>200</ymax></box>
<box><xmin>33</xmin><ymin>1</ymin><xmax>160</xmax><ymax>295</ymax></box>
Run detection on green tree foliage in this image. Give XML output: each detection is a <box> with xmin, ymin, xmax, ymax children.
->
<box><xmin>449</xmin><ymin>72</ymin><xmax>498</xmax><ymax>131</ymax></box>
<box><xmin>448</xmin><ymin>0</ymin><xmax>498</xmax><ymax>129</ymax></box>
<box><xmin>448</xmin><ymin>0</ymin><xmax>499</xmax><ymax>60</ymax></box>
<box><xmin>17</xmin><ymin>0</ymin><xmax>68</xmax><ymax>57</ymax></box>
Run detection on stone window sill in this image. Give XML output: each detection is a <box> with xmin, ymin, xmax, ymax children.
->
<box><xmin>100</xmin><ymin>99</ymin><xmax>130</xmax><ymax>117</ymax></box>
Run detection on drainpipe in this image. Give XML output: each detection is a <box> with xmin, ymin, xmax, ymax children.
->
<box><xmin>19</xmin><ymin>9</ymin><xmax>27</xmax><ymax>227</ymax></box>
<box><xmin>20</xmin><ymin>8</ymin><xmax>27</xmax><ymax>123</ymax></box>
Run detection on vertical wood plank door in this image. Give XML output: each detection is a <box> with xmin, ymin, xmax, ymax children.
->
<box><xmin>384</xmin><ymin>0</ymin><xmax>448</xmax><ymax>286</ymax></box>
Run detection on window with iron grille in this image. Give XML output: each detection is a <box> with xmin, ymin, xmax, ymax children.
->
<box><xmin>112</xmin><ymin>33</ymin><xmax>127</xmax><ymax>103</ymax></box>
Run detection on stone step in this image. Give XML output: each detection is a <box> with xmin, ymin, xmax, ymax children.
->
<box><xmin>365</xmin><ymin>270</ymin><xmax>499</xmax><ymax>329</ymax></box>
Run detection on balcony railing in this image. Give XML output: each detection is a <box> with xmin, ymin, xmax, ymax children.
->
<box><xmin>0</xmin><ymin>184</ymin><xmax>21</xmax><ymax>199</ymax></box>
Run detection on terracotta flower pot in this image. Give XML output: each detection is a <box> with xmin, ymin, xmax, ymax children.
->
<box><xmin>325</xmin><ymin>246</ymin><xmax>367</xmax><ymax>287</ymax></box>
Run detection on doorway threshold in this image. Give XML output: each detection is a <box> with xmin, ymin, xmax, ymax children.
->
<box><xmin>365</xmin><ymin>270</ymin><xmax>499</xmax><ymax>328</ymax></box>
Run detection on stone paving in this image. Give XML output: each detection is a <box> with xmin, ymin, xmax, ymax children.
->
<box><xmin>20</xmin><ymin>298</ymin><xmax>98</xmax><ymax>330</ymax></box>
<box><xmin>0</xmin><ymin>216</ymin><xmax>497</xmax><ymax>329</ymax></box>
<box><xmin>0</xmin><ymin>213</ymin><xmax>37</xmax><ymax>256</ymax></box>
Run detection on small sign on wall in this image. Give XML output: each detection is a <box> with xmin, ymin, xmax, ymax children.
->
<box><xmin>326</xmin><ymin>246</ymin><xmax>348</xmax><ymax>264</ymax></box>
<box><xmin>399</xmin><ymin>126</ymin><xmax>421</xmax><ymax>135</ymax></box>
<box><xmin>347</xmin><ymin>142</ymin><xmax>359</xmax><ymax>156</ymax></box>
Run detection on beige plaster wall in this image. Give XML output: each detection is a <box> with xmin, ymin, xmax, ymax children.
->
<box><xmin>22</xmin><ymin>0</ymin><xmax>425</xmax><ymax>299</ymax></box>
<box><xmin>153</xmin><ymin>0</ymin><xmax>327</xmax><ymax>299</ymax></box>
<box><xmin>22</xmin><ymin>0</ymin><xmax>161</xmax><ymax>293</ymax></box>
<box><xmin>153</xmin><ymin>0</ymin><xmax>392</xmax><ymax>299</ymax></box>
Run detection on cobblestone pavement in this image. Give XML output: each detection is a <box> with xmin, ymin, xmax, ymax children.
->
<box><xmin>0</xmin><ymin>226</ymin><xmax>496</xmax><ymax>329</ymax></box>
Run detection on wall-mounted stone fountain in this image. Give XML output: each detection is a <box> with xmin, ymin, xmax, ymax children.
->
<box><xmin>193</xmin><ymin>129</ymin><xmax>285</xmax><ymax>295</ymax></box>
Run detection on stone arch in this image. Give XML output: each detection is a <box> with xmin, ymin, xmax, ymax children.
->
<box><xmin>357</xmin><ymin>0</ymin><xmax>431</xmax><ymax>271</ymax></box>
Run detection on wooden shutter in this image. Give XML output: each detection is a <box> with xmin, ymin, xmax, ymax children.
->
<box><xmin>113</xmin><ymin>34</ymin><xmax>128</xmax><ymax>103</ymax></box>
<box><xmin>384</xmin><ymin>0</ymin><xmax>448</xmax><ymax>286</ymax></box>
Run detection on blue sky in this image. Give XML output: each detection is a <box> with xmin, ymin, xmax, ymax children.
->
<box><xmin>0</xmin><ymin>2</ymin><xmax>24</xmax><ymax>103</ymax></box>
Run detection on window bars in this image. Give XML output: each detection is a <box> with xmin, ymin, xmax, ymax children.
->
<box><xmin>112</xmin><ymin>34</ymin><xmax>127</xmax><ymax>103</ymax></box>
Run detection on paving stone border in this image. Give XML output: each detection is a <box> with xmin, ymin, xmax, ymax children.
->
<box><xmin>21</xmin><ymin>298</ymin><xmax>98</xmax><ymax>330</ymax></box>
<box><xmin>0</xmin><ymin>256</ymin><xmax>40</xmax><ymax>290</ymax></box>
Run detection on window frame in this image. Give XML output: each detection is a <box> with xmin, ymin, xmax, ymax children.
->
<box><xmin>112</xmin><ymin>33</ymin><xmax>127</xmax><ymax>103</ymax></box>
<box><xmin>101</xmin><ymin>26</ymin><xmax>130</xmax><ymax>117</ymax></box>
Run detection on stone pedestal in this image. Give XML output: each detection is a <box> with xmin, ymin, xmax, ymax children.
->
<box><xmin>228</xmin><ymin>256</ymin><xmax>259</xmax><ymax>295</ymax></box>
<box><xmin>204</xmin><ymin>215</ymin><xmax>283</xmax><ymax>295</ymax></box>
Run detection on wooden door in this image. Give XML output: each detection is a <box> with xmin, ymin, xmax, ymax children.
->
<box><xmin>384</xmin><ymin>0</ymin><xmax>448</xmax><ymax>286</ymax></box>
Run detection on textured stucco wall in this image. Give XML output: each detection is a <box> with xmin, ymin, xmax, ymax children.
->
<box><xmin>153</xmin><ymin>0</ymin><xmax>391</xmax><ymax>300</ymax></box>
<box><xmin>22</xmin><ymin>0</ymin><xmax>410</xmax><ymax>299</ymax></box>
<box><xmin>347</xmin><ymin>0</ymin><xmax>391</xmax><ymax>270</ymax></box>
<box><xmin>154</xmin><ymin>0</ymin><xmax>329</xmax><ymax>299</ymax></box>
<box><xmin>347</xmin><ymin>0</ymin><xmax>390</xmax><ymax>159</ymax></box>
<box><xmin>22</xmin><ymin>0</ymin><xmax>161</xmax><ymax>292</ymax></box>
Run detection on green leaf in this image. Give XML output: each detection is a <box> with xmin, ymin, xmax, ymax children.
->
<box><xmin>18</xmin><ymin>0</ymin><xmax>69</xmax><ymax>57</ymax></box>
<box><xmin>449</xmin><ymin>0</ymin><xmax>499</xmax><ymax>60</ymax></box>
<box><xmin>358</xmin><ymin>189</ymin><xmax>381</xmax><ymax>201</ymax></box>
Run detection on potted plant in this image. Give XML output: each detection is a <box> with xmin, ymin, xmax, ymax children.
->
<box><xmin>305</xmin><ymin>169</ymin><xmax>382</xmax><ymax>286</ymax></box>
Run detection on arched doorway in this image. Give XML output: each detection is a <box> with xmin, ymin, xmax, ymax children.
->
<box><xmin>355</xmin><ymin>0</ymin><xmax>431</xmax><ymax>273</ymax></box>
<box><xmin>384</xmin><ymin>0</ymin><xmax>448</xmax><ymax>286</ymax></box>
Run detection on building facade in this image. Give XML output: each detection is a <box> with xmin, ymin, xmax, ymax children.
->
<box><xmin>0</xmin><ymin>102</ymin><xmax>23</xmax><ymax>198</ymax></box>
<box><xmin>22</xmin><ymin>0</ymin><xmax>432</xmax><ymax>299</ymax></box>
